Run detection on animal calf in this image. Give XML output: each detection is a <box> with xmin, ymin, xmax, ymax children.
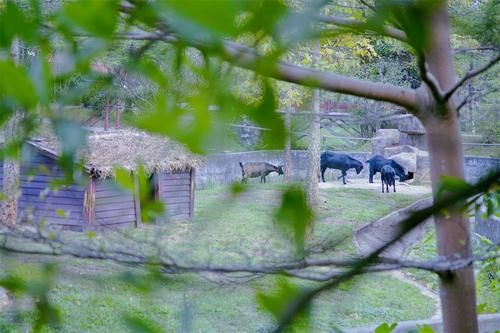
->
<box><xmin>381</xmin><ymin>165</ymin><xmax>396</xmax><ymax>193</ymax></box>
<box><xmin>239</xmin><ymin>162</ymin><xmax>284</xmax><ymax>184</ymax></box>
<box><xmin>366</xmin><ymin>155</ymin><xmax>406</xmax><ymax>183</ymax></box>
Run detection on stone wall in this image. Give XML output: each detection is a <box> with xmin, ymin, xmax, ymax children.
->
<box><xmin>195</xmin><ymin>151</ymin><xmax>499</xmax><ymax>189</ymax></box>
<box><xmin>195</xmin><ymin>150</ymin><xmax>372</xmax><ymax>189</ymax></box>
<box><xmin>464</xmin><ymin>156</ymin><xmax>500</xmax><ymax>183</ymax></box>
<box><xmin>348</xmin><ymin>313</ymin><xmax>500</xmax><ymax>333</ymax></box>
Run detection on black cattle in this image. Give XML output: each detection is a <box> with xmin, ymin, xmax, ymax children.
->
<box><xmin>320</xmin><ymin>152</ymin><xmax>363</xmax><ymax>185</ymax></box>
<box><xmin>381</xmin><ymin>165</ymin><xmax>396</xmax><ymax>193</ymax></box>
<box><xmin>239</xmin><ymin>162</ymin><xmax>284</xmax><ymax>184</ymax></box>
<box><xmin>366</xmin><ymin>155</ymin><xmax>406</xmax><ymax>183</ymax></box>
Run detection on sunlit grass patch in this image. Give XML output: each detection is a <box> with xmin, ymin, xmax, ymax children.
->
<box><xmin>1</xmin><ymin>184</ymin><xmax>436</xmax><ymax>332</ymax></box>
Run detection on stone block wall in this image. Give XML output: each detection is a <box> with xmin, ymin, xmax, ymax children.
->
<box><xmin>195</xmin><ymin>151</ymin><xmax>498</xmax><ymax>189</ymax></box>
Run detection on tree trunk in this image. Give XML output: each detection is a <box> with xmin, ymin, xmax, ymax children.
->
<box><xmin>422</xmin><ymin>2</ymin><xmax>479</xmax><ymax>332</ymax></box>
<box><xmin>283</xmin><ymin>108</ymin><xmax>292</xmax><ymax>182</ymax></box>
<box><xmin>425</xmin><ymin>116</ymin><xmax>478</xmax><ymax>333</ymax></box>
<box><xmin>305</xmin><ymin>40</ymin><xmax>320</xmax><ymax>209</ymax></box>
<box><xmin>0</xmin><ymin>40</ymin><xmax>22</xmax><ymax>227</ymax></box>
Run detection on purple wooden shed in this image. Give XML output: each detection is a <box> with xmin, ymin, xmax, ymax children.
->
<box><xmin>0</xmin><ymin>129</ymin><xmax>202</xmax><ymax>231</ymax></box>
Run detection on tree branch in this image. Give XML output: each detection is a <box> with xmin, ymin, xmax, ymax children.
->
<box><xmin>457</xmin><ymin>87</ymin><xmax>500</xmax><ymax>113</ymax></box>
<box><xmin>359</xmin><ymin>0</ymin><xmax>376</xmax><ymax>12</ymax></box>
<box><xmin>417</xmin><ymin>54</ymin><xmax>445</xmax><ymax>103</ymax></box>
<box><xmin>108</xmin><ymin>30</ymin><xmax>418</xmax><ymax>110</ymax></box>
<box><xmin>443</xmin><ymin>53</ymin><xmax>500</xmax><ymax>102</ymax></box>
<box><xmin>316</xmin><ymin>14</ymin><xmax>407</xmax><ymax>43</ymax></box>
<box><xmin>272</xmin><ymin>169</ymin><xmax>500</xmax><ymax>332</ymax></box>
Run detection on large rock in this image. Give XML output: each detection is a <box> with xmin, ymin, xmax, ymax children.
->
<box><xmin>383</xmin><ymin>145</ymin><xmax>419</xmax><ymax>158</ymax></box>
<box><xmin>415</xmin><ymin>150</ymin><xmax>431</xmax><ymax>182</ymax></box>
<box><xmin>398</xmin><ymin>115</ymin><xmax>426</xmax><ymax>135</ymax></box>
<box><xmin>0</xmin><ymin>288</ymin><xmax>9</xmax><ymax>310</ymax></box>
<box><xmin>372</xmin><ymin>129</ymin><xmax>400</xmax><ymax>156</ymax></box>
<box><xmin>388</xmin><ymin>149</ymin><xmax>431</xmax><ymax>183</ymax></box>
<box><xmin>389</xmin><ymin>152</ymin><xmax>417</xmax><ymax>173</ymax></box>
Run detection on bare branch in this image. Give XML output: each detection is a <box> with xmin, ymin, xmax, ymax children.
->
<box><xmin>316</xmin><ymin>14</ymin><xmax>407</xmax><ymax>43</ymax></box>
<box><xmin>457</xmin><ymin>87</ymin><xmax>500</xmax><ymax>112</ymax></box>
<box><xmin>454</xmin><ymin>46</ymin><xmax>500</xmax><ymax>54</ymax></box>
<box><xmin>443</xmin><ymin>53</ymin><xmax>500</xmax><ymax>102</ymax></box>
<box><xmin>103</xmin><ymin>29</ymin><xmax>418</xmax><ymax>109</ymax></box>
<box><xmin>359</xmin><ymin>0</ymin><xmax>376</xmax><ymax>12</ymax></box>
<box><xmin>417</xmin><ymin>54</ymin><xmax>445</xmax><ymax>103</ymax></box>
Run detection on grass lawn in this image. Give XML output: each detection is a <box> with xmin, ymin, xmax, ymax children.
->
<box><xmin>404</xmin><ymin>227</ymin><xmax>500</xmax><ymax>314</ymax></box>
<box><xmin>1</xmin><ymin>183</ymin><xmax>435</xmax><ymax>332</ymax></box>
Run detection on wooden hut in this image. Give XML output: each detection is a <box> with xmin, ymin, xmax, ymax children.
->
<box><xmin>1</xmin><ymin>129</ymin><xmax>202</xmax><ymax>231</ymax></box>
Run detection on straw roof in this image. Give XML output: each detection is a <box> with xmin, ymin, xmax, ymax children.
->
<box><xmin>28</xmin><ymin>129</ymin><xmax>204</xmax><ymax>178</ymax></box>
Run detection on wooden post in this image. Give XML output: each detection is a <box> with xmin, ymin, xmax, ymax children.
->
<box><xmin>83</xmin><ymin>177</ymin><xmax>96</xmax><ymax>226</ymax></box>
<box><xmin>283</xmin><ymin>108</ymin><xmax>292</xmax><ymax>182</ymax></box>
<box><xmin>104</xmin><ymin>99</ymin><xmax>109</xmax><ymax>131</ymax></box>
<box><xmin>189</xmin><ymin>168</ymin><xmax>195</xmax><ymax>218</ymax></box>
<box><xmin>115</xmin><ymin>100</ymin><xmax>121</xmax><ymax>129</ymax></box>
<box><xmin>133</xmin><ymin>173</ymin><xmax>142</xmax><ymax>228</ymax></box>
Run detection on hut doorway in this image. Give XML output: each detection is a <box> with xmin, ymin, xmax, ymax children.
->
<box><xmin>138</xmin><ymin>173</ymin><xmax>160</xmax><ymax>223</ymax></box>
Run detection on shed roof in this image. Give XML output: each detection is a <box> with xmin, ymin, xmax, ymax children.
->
<box><xmin>28</xmin><ymin>129</ymin><xmax>204</xmax><ymax>178</ymax></box>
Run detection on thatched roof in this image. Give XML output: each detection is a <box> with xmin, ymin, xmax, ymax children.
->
<box><xmin>28</xmin><ymin>129</ymin><xmax>204</xmax><ymax>178</ymax></box>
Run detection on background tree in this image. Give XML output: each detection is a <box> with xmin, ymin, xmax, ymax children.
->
<box><xmin>0</xmin><ymin>39</ymin><xmax>22</xmax><ymax>226</ymax></box>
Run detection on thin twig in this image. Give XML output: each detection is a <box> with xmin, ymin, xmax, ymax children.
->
<box><xmin>316</xmin><ymin>14</ymin><xmax>407</xmax><ymax>43</ymax></box>
<box><xmin>443</xmin><ymin>53</ymin><xmax>500</xmax><ymax>102</ymax></box>
<box><xmin>417</xmin><ymin>54</ymin><xmax>444</xmax><ymax>103</ymax></box>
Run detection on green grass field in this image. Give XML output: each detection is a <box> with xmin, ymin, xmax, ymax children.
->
<box><xmin>1</xmin><ymin>184</ymin><xmax>436</xmax><ymax>333</ymax></box>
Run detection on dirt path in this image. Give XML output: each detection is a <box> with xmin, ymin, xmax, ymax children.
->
<box><xmin>319</xmin><ymin>178</ymin><xmax>432</xmax><ymax>196</ymax></box>
<box><xmin>351</xmin><ymin>192</ymin><xmax>442</xmax><ymax>319</ymax></box>
<box><xmin>0</xmin><ymin>287</ymin><xmax>9</xmax><ymax>310</ymax></box>
<box><xmin>391</xmin><ymin>271</ymin><xmax>441</xmax><ymax>320</ymax></box>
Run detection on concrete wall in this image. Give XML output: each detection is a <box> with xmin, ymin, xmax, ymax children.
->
<box><xmin>196</xmin><ymin>150</ymin><xmax>499</xmax><ymax>189</ymax></box>
<box><xmin>347</xmin><ymin>313</ymin><xmax>500</xmax><ymax>333</ymax></box>
<box><xmin>196</xmin><ymin>150</ymin><xmax>500</xmax><ymax>189</ymax></box>
<box><xmin>195</xmin><ymin>150</ymin><xmax>371</xmax><ymax>189</ymax></box>
<box><xmin>464</xmin><ymin>156</ymin><xmax>500</xmax><ymax>183</ymax></box>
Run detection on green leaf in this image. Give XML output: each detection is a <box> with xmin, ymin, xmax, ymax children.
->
<box><xmin>417</xmin><ymin>324</ymin><xmax>435</xmax><ymax>333</ymax></box>
<box><xmin>159</xmin><ymin>0</ymin><xmax>243</xmax><ymax>39</ymax></box>
<box><xmin>256</xmin><ymin>277</ymin><xmax>310</xmax><ymax>332</ymax></box>
<box><xmin>142</xmin><ymin>200</ymin><xmax>165</xmax><ymax>223</ymax></box>
<box><xmin>0</xmin><ymin>60</ymin><xmax>38</xmax><ymax>110</ymax></box>
<box><xmin>114</xmin><ymin>168</ymin><xmax>134</xmax><ymax>192</ymax></box>
<box><xmin>63</xmin><ymin>0</ymin><xmax>119</xmax><ymax>38</ymax></box>
<box><xmin>437</xmin><ymin>176</ymin><xmax>472</xmax><ymax>199</ymax></box>
<box><xmin>230</xmin><ymin>182</ymin><xmax>246</xmax><ymax>197</ymax></box>
<box><xmin>55</xmin><ymin>209</ymin><xmax>67</xmax><ymax>217</ymax></box>
<box><xmin>247</xmin><ymin>81</ymin><xmax>286</xmax><ymax>149</ymax></box>
<box><xmin>123</xmin><ymin>314</ymin><xmax>165</xmax><ymax>333</ymax></box>
<box><xmin>53</xmin><ymin>119</ymin><xmax>87</xmax><ymax>183</ymax></box>
<box><xmin>0</xmin><ymin>275</ymin><xmax>27</xmax><ymax>294</ymax></box>
<box><xmin>240</xmin><ymin>0</ymin><xmax>288</xmax><ymax>37</ymax></box>
<box><xmin>29</xmin><ymin>52</ymin><xmax>53</xmax><ymax>106</ymax></box>
<box><xmin>375</xmin><ymin>322</ymin><xmax>398</xmax><ymax>333</ymax></box>
<box><xmin>0</xmin><ymin>1</ymin><xmax>38</xmax><ymax>47</ymax></box>
<box><xmin>274</xmin><ymin>185</ymin><xmax>314</xmax><ymax>256</ymax></box>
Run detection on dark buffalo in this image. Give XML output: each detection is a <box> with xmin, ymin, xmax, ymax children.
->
<box><xmin>366</xmin><ymin>155</ymin><xmax>406</xmax><ymax>183</ymax></box>
<box><xmin>320</xmin><ymin>152</ymin><xmax>363</xmax><ymax>185</ymax></box>
<box><xmin>381</xmin><ymin>165</ymin><xmax>396</xmax><ymax>193</ymax></box>
<box><xmin>239</xmin><ymin>162</ymin><xmax>284</xmax><ymax>184</ymax></box>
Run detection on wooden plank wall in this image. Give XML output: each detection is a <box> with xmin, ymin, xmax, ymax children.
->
<box><xmin>94</xmin><ymin>179</ymin><xmax>137</xmax><ymax>229</ymax></box>
<box><xmin>17</xmin><ymin>146</ymin><xmax>85</xmax><ymax>230</ymax></box>
<box><xmin>158</xmin><ymin>170</ymin><xmax>192</xmax><ymax>221</ymax></box>
<box><xmin>0</xmin><ymin>161</ymin><xmax>3</xmax><ymax>192</ymax></box>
